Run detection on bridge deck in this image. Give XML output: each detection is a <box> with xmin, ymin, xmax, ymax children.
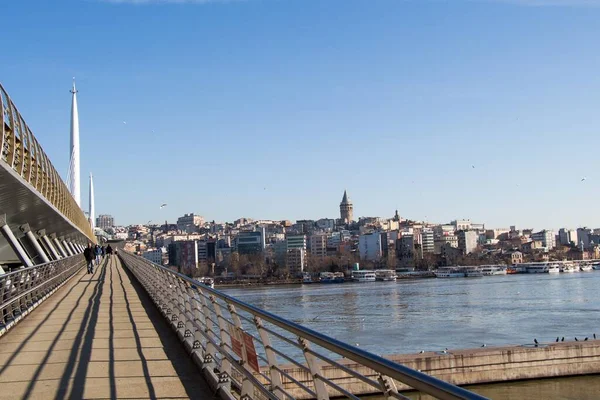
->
<box><xmin>0</xmin><ymin>256</ymin><xmax>214</xmax><ymax>399</ymax></box>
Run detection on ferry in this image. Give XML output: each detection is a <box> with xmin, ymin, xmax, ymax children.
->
<box><xmin>526</xmin><ymin>264</ymin><xmax>551</xmax><ymax>274</ymax></box>
<box><xmin>481</xmin><ymin>265</ymin><xmax>507</xmax><ymax>276</ymax></box>
<box><xmin>375</xmin><ymin>269</ymin><xmax>397</xmax><ymax>281</ymax></box>
<box><xmin>464</xmin><ymin>267</ymin><xmax>483</xmax><ymax>277</ymax></box>
<box><xmin>548</xmin><ymin>264</ymin><xmax>560</xmax><ymax>274</ymax></box>
<box><xmin>351</xmin><ymin>270</ymin><xmax>376</xmax><ymax>282</ymax></box>
<box><xmin>580</xmin><ymin>263</ymin><xmax>593</xmax><ymax>272</ymax></box>
<box><xmin>560</xmin><ymin>263</ymin><xmax>577</xmax><ymax>273</ymax></box>
<box><xmin>302</xmin><ymin>273</ymin><xmax>313</xmax><ymax>284</ymax></box>
<box><xmin>319</xmin><ymin>272</ymin><xmax>345</xmax><ymax>284</ymax></box>
<box><xmin>592</xmin><ymin>262</ymin><xmax>600</xmax><ymax>270</ymax></box>
<box><xmin>435</xmin><ymin>267</ymin><xmax>465</xmax><ymax>278</ymax></box>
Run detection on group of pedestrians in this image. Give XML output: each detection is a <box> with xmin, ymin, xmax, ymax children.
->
<box><xmin>83</xmin><ymin>242</ymin><xmax>114</xmax><ymax>274</ymax></box>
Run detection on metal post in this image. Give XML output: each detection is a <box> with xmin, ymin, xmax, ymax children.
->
<box><xmin>227</xmin><ymin>303</ymin><xmax>253</xmax><ymax>398</ymax></box>
<box><xmin>19</xmin><ymin>224</ymin><xmax>50</xmax><ymax>264</ymax></box>
<box><xmin>67</xmin><ymin>241</ymin><xmax>77</xmax><ymax>255</ymax></box>
<box><xmin>254</xmin><ymin>316</ymin><xmax>285</xmax><ymax>398</ymax></box>
<box><xmin>61</xmin><ymin>239</ymin><xmax>74</xmax><ymax>256</ymax></box>
<box><xmin>299</xmin><ymin>337</ymin><xmax>330</xmax><ymax>400</ymax></box>
<box><xmin>0</xmin><ymin>214</ymin><xmax>34</xmax><ymax>267</ymax></box>
<box><xmin>38</xmin><ymin>230</ymin><xmax>61</xmax><ymax>260</ymax></box>
<box><xmin>52</xmin><ymin>236</ymin><xmax>69</xmax><ymax>258</ymax></box>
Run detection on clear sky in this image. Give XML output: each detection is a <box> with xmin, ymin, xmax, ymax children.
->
<box><xmin>3</xmin><ymin>0</ymin><xmax>600</xmax><ymax>229</ymax></box>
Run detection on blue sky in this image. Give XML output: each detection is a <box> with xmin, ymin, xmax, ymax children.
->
<box><xmin>2</xmin><ymin>0</ymin><xmax>600</xmax><ymax>229</ymax></box>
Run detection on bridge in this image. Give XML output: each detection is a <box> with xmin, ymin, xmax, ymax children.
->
<box><xmin>0</xmin><ymin>83</ymin><xmax>486</xmax><ymax>399</ymax></box>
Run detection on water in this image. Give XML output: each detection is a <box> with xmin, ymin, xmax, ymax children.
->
<box><xmin>222</xmin><ymin>272</ymin><xmax>600</xmax><ymax>355</ymax></box>
<box><xmin>221</xmin><ymin>272</ymin><xmax>600</xmax><ymax>398</ymax></box>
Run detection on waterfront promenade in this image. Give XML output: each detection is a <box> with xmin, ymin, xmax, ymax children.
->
<box><xmin>0</xmin><ymin>256</ymin><xmax>213</xmax><ymax>399</ymax></box>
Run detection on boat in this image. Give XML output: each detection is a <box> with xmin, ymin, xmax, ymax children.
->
<box><xmin>435</xmin><ymin>267</ymin><xmax>465</xmax><ymax>278</ymax></box>
<box><xmin>351</xmin><ymin>270</ymin><xmax>376</xmax><ymax>282</ymax></box>
<box><xmin>302</xmin><ymin>273</ymin><xmax>313</xmax><ymax>284</ymax></box>
<box><xmin>526</xmin><ymin>264</ymin><xmax>550</xmax><ymax>274</ymax></box>
<box><xmin>560</xmin><ymin>263</ymin><xmax>577</xmax><ymax>273</ymax></box>
<box><xmin>375</xmin><ymin>269</ymin><xmax>397</xmax><ymax>281</ymax></box>
<box><xmin>319</xmin><ymin>272</ymin><xmax>345</xmax><ymax>283</ymax></box>
<box><xmin>592</xmin><ymin>262</ymin><xmax>600</xmax><ymax>270</ymax></box>
<box><xmin>506</xmin><ymin>267</ymin><xmax>519</xmax><ymax>274</ymax></box>
<box><xmin>481</xmin><ymin>265</ymin><xmax>507</xmax><ymax>276</ymax></box>
<box><xmin>464</xmin><ymin>267</ymin><xmax>483</xmax><ymax>277</ymax></box>
<box><xmin>198</xmin><ymin>277</ymin><xmax>215</xmax><ymax>289</ymax></box>
<box><xmin>548</xmin><ymin>264</ymin><xmax>560</xmax><ymax>274</ymax></box>
<box><xmin>580</xmin><ymin>263</ymin><xmax>593</xmax><ymax>272</ymax></box>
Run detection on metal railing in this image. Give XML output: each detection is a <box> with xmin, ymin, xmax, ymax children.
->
<box><xmin>119</xmin><ymin>251</ymin><xmax>488</xmax><ymax>400</ymax></box>
<box><xmin>0</xmin><ymin>254</ymin><xmax>85</xmax><ymax>335</ymax></box>
<box><xmin>0</xmin><ymin>83</ymin><xmax>94</xmax><ymax>240</ymax></box>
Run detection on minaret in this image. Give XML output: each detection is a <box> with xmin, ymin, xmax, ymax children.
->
<box><xmin>89</xmin><ymin>173</ymin><xmax>95</xmax><ymax>230</ymax></box>
<box><xmin>69</xmin><ymin>79</ymin><xmax>81</xmax><ymax>207</ymax></box>
<box><xmin>339</xmin><ymin>190</ymin><xmax>354</xmax><ymax>224</ymax></box>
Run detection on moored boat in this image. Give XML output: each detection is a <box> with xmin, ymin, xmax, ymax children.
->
<box><xmin>319</xmin><ymin>272</ymin><xmax>345</xmax><ymax>283</ymax></box>
<box><xmin>464</xmin><ymin>266</ymin><xmax>483</xmax><ymax>277</ymax></box>
<box><xmin>580</xmin><ymin>263</ymin><xmax>593</xmax><ymax>272</ymax></box>
<box><xmin>435</xmin><ymin>267</ymin><xmax>465</xmax><ymax>278</ymax></box>
<box><xmin>481</xmin><ymin>265</ymin><xmax>507</xmax><ymax>276</ymax></box>
<box><xmin>375</xmin><ymin>269</ymin><xmax>397</xmax><ymax>281</ymax></box>
<box><xmin>302</xmin><ymin>273</ymin><xmax>313</xmax><ymax>284</ymax></box>
<box><xmin>560</xmin><ymin>263</ymin><xmax>577</xmax><ymax>273</ymax></box>
<box><xmin>351</xmin><ymin>270</ymin><xmax>376</xmax><ymax>282</ymax></box>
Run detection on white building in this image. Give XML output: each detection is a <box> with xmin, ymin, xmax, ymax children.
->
<box><xmin>177</xmin><ymin>213</ymin><xmax>204</xmax><ymax>233</ymax></box>
<box><xmin>143</xmin><ymin>248</ymin><xmax>164</xmax><ymax>265</ymax></box>
<box><xmin>286</xmin><ymin>248</ymin><xmax>306</xmax><ymax>275</ymax></box>
<box><xmin>452</xmin><ymin>220</ymin><xmax>472</xmax><ymax>231</ymax></box>
<box><xmin>458</xmin><ymin>230</ymin><xmax>478</xmax><ymax>254</ymax></box>
<box><xmin>359</xmin><ymin>232</ymin><xmax>383</xmax><ymax>261</ymax></box>
<box><xmin>531</xmin><ymin>230</ymin><xmax>556</xmax><ymax>249</ymax></box>
<box><xmin>316</xmin><ymin>218</ymin><xmax>336</xmax><ymax>231</ymax></box>
<box><xmin>420</xmin><ymin>229</ymin><xmax>434</xmax><ymax>254</ymax></box>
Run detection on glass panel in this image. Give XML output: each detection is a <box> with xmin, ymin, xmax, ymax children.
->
<box><xmin>21</xmin><ymin>118</ymin><xmax>29</xmax><ymax>150</ymax></box>
<box><xmin>12</xmin><ymin>108</ymin><xmax>20</xmax><ymax>138</ymax></box>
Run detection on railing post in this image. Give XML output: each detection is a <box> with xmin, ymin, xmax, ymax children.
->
<box><xmin>378</xmin><ymin>374</ymin><xmax>401</xmax><ymax>400</ymax></box>
<box><xmin>198</xmin><ymin>290</ymin><xmax>219</xmax><ymax>372</ymax></box>
<box><xmin>211</xmin><ymin>295</ymin><xmax>233</xmax><ymax>393</ymax></box>
<box><xmin>298</xmin><ymin>337</ymin><xmax>329</xmax><ymax>400</ymax></box>
<box><xmin>228</xmin><ymin>303</ymin><xmax>255</xmax><ymax>399</ymax></box>
<box><xmin>61</xmin><ymin>238</ymin><xmax>74</xmax><ymax>256</ymax></box>
<box><xmin>0</xmin><ymin>214</ymin><xmax>34</xmax><ymax>267</ymax></box>
<box><xmin>254</xmin><ymin>316</ymin><xmax>285</xmax><ymax>398</ymax></box>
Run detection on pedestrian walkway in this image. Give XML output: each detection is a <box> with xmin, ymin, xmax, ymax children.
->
<box><xmin>0</xmin><ymin>256</ymin><xmax>215</xmax><ymax>399</ymax></box>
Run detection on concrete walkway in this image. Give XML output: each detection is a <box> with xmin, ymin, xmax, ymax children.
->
<box><xmin>0</xmin><ymin>256</ymin><xmax>215</xmax><ymax>399</ymax></box>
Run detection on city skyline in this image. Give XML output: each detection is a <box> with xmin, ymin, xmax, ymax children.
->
<box><xmin>3</xmin><ymin>0</ymin><xmax>600</xmax><ymax>228</ymax></box>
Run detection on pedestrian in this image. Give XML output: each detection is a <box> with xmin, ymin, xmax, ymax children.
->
<box><xmin>84</xmin><ymin>242</ymin><xmax>95</xmax><ymax>274</ymax></box>
<box><xmin>94</xmin><ymin>244</ymin><xmax>102</xmax><ymax>266</ymax></box>
<box><xmin>101</xmin><ymin>245</ymin><xmax>106</xmax><ymax>258</ymax></box>
<box><xmin>106</xmin><ymin>244</ymin><xmax>113</xmax><ymax>257</ymax></box>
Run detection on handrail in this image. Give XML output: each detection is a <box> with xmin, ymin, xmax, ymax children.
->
<box><xmin>119</xmin><ymin>250</ymin><xmax>488</xmax><ymax>400</ymax></box>
<box><xmin>0</xmin><ymin>254</ymin><xmax>85</xmax><ymax>333</ymax></box>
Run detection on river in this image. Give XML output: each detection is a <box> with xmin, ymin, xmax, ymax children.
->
<box><xmin>221</xmin><ymin>271</ymin><xmax>600</xmax><ymax>398</ymax></box>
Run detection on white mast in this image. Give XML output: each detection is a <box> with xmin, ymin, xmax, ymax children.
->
<box><xmin>69</xmin><ymin>78</ymin><xmax>81</xmax><ymax>207</ymax></box>
<box><xmin>89</xmin><ymin>173</ymin><xmax>95</xmax><ymax>230</ymax></box>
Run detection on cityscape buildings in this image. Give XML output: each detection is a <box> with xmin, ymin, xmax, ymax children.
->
<box><xmin>96</xmin><ymin>214</ymin><xmax>115</xmax><ymax>230</ymax></box>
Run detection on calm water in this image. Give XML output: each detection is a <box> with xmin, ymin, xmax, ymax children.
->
<box><xmin>222</xmin><ymin>272</ymin><xmax>600</xmax><ymax>398</ymax></box>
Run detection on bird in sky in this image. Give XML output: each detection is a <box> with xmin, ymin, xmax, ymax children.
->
<box><xmin>122</xmin><ymin>121</ymin><xmax>127</xmax><ymax>125</ymax></box>
<box><xmin>160</xmin><ymin>203</ymin><xmax>167</xmax><ymax>209</ymax></box>
<box><xmin>581</xmin><ymin>177</ymin><xmax>587</xmax><ymax>182</ymax></box>
<box><xmin>534</xmin><ymin>338</ymin><xmax>539</xmax><ymax>345</ymax></box>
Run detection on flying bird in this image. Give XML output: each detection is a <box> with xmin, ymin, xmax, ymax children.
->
<box><xmin>160</xmin><ymin>203</ymin><xmax>167</xmax><ymax>209</ymax></box>
<box><xmin>419</xmin><ymin>350</ymin><xmax>425</xmax><ymax>354</ymax></box>
<box><xmin>581</xmin><ymin>177</ymin><xmax>587</xmax><ymax>182</ymax></box>
<box><xmin>122</xmin><ymin>121</ymin><xmax>127</xmax><ymax>125</ymax></box>
<box><xmin>472</xmin><ymin>165</ymin><xmax>475</xmax><ymax>169</ymax></box>
<box><xmin>481</xmin><ymin>344</ymin><xmax>487</xmax><ymax>348</ymax></box>
<box><xmin>534</xmin><ymin>338</ymin><xmax>538</xmax><ymax>345</ymax></box>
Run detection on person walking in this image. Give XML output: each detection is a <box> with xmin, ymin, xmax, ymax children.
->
<box><xmin>106</xmin><ymin>244</ymin><xmax>113</xmax><ymax>258</ymax></box>
<box><xmin>84</xmin><ymin>243</ymin><xmax>95</xmax><ymax>274</ymax></box>
<box><xmin>101</xmin><ymin>245</ymin><xmax>106</xmax><ymax>258</ymax></box>
<box><xmin>94</xmin><ymin>244</ymin><xmax>102</xmax><ymax>266</ymax></box>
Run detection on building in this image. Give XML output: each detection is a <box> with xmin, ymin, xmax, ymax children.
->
<box><xmin>339</xmin><ymin>190</ymin><xmax>354</xmax><ymax>224</ymax></box>
<box><xmin>96</xmin><ymin>214</ymin><xmax>114</xmax><ymax>230</ymax></box>
<box><xmin>236</xmin><ymin>231</ymin><xmax>264</xmax><ymax>255</ymax></box>
<box><xmin>558</xmin><ymin>229</ymin><xmax>578</xmax><ymax>246</ymax></box>
<box><xmin>358</xmin><ymin>232</ymin><xmax>382</xmax><ymax>261</ymax></box>
<box><xmin>510</xmin><ymin>251</ymin><xmax>523</xmax><ymax>265</ymax></box>
<box><xmin>286</xmin><ymin>234</ymin><xmax>307</xmax><ymax>250</ymax></box>
<box><xmin>420</xmin><ymin>229</ymin><xmax>434</xmax><ymax>254</ymax></box>
<box><xmin>458</xmin><ymin>230</ymin><xmax>478</xmax><ymax>254</ymax></box>
<box><xmin>577</xmin><ymin>228</ymin><xmax>592</xmax><ymax>249</ymax></box>
<box><xmin>316</xmin><ymin>218</ymin><xmax>336</xmax><ymax>231</ymax></box>
<box><xmin>309</xmin><ymin>234</ymin><xmax>327</xmax><ymax>258</ymax></box>
<box><xmin>396</xmin><ymin>234</ymin><xmax>415</xmax><ymax>267</ymax></box>
<box><xmin>521</xmin><ymin>240</ymin><xmax>545</xmax><ymax>253</ymax></box>
<box><xmin>286</xmin><ymin>248</ymin><xmax>306</xmax><ymax>276</ymax></box>
<box><xmin>142</xmin><ymin>248</ymin><xmax>163</xmax><ymax>265</ymax></box>
<box><xmin>168</xmin><ymin>240</ymin><xmax>198</xmax><ymax>272</ymax></box>
<box><xmin>434</xmin><ymin>234</ymin><xmax>458</xmax><ymax>254</ymax></box>
<box><xmin>531</xmin><ymin>230</ymin><xmax>556</xmax><ymax>249</ymax></box>
<box><xmin>452</xmin><ymin>220</ymin><xmax>472</xmax><ymax>231</ymax></box>
<box><xmin>177</xmin><ymin>213</ymin><xmax>204</xmax><ymax>233</ymax></box>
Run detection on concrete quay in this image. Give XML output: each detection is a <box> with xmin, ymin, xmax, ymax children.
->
<box><xmin>277</xmin><ymin>341</ymin><xmax>600</xmax><ymax>398</ymax></box>
<box><xmin>0</xmin><ymin>256</ymin><xmax>215</xmax><ymax>400</ymax></box>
